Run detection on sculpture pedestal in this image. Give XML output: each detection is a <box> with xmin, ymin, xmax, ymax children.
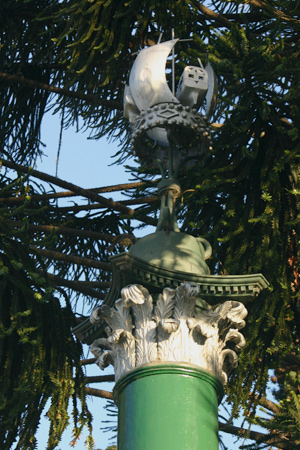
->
<box><xmin>115</xmin><ymin>362</ymin><xmax>223</xmax><ymax>450</ymax></box>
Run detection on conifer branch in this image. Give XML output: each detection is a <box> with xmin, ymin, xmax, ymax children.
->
<box><xmin>80</xmin><ymin>358</ymin><xmax>97</xmax><ymax>366</ymax></box>
<box><xmin>219</xmin><ymin>421</ymin><xmax>263</xmax><ymax>440</ymax></box>
<box><xmin>1</xmin><ymin>159</ymin><xmax>156</xmax><ymax>225</ymax></box>
<box><xmin>258</xmin><ymin>396</ymin><xmax>280</xmax><ymax>415</ymax></box>
<box><xmin>0</xmin><ymin>181</ymin><xmax>158</xmax><ymax>203</ymax></box>
<box><xmin>43</xmin><ymin>271</ymin><xmax>110</xmax><ymax>289</ymax></box>
<box><xmin>0</xmin><ymin>71</ymin><xmax>122</xmax><ymax>109</ymax></box>
<box><xmin>55</xmin><ymin>196</ymin><xmax>158</xmax><ymax>214</ymax></box>
<box><xmin>219</xmin><ymin>422</ymin><xmax>289</xmax><ymax>449</ymax></box>
<box><xmin>7</xmin><ymin>219</ymin><xmax>113</xmax><ymax>242</ymax></box>
<box><xmin>84</xmin><ymin>375</ymin><xmax>115</xmax><ymax>384</ymax></box>
<box><xmin>30</xmin><ymin>246</ymin><xmax>112</xmax><ymax>271</ymax></box>
<box><xmin>237</xmin><ymin>0</ymin><xmax>300</xmax><ymax>24</ymax></box>
<box><xmin>40</xmin><ymin>271</ymin><xmax>108</xmax><ymax>299</ymax></box>
<box><xmin>248</xmin><ymin>392</ymin><xmax>281</xmax><ymax>415</ymax></box>
<box><xmin>210</xmin><ymin>118</ymin><xmax>292</xmax><ymax>130</ymax></box>
<box><xmin>191</xmin><ymin>1</ymin><xmax>232</xmax><ymax>29</ymax></box>
<box><xmin>85</xmin><ymin>387</ymin><xmax>113</xmax><ymax>400</ymax></box>
<box><xmin>222</xmin><ymin>12</ymin><xmax>265</xmax><ymax>22</ymax></box>
<box><xmin>1</xmin><ymin>159</ymin><xmax>136</xmax><ymax>216</ymax></box>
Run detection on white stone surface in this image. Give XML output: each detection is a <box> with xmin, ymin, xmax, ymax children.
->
<box><xmin>90</xmin><ymin>283</ymin><xmax>247</xmax><ymax>384</ymax></box>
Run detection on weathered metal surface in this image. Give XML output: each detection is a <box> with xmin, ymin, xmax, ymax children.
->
<box><xmin>204</xmin><ymin>61</ymin><xmax>218</xmax><ymax>118</ymax></box>
<box><xmin>129</xmin><ymin>231</ymin><xmax>211</xmax><ymax>275</ymax></box>
<box><xmin>176</xmin><ymin>65</ymin><xmax>209</xmax><ymax>109</ymax></box>
<box><xmin>128</xmin><ymin>39</ymin><xmax>179</xmax><ymax>111</ymax></box>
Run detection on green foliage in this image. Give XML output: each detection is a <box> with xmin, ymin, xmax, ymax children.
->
<box><xmin>0</xmin><ymin>229</ymin><xmax>92</xmax><ymax>449</ymax></box>
<box><xmin>240</xmin><ymin>367</ymin><xmax>300</xmax><ymax>449</ymax></box>
<box><xmin>0</xmin><ymin>172</ymin><xmax>102</xmax><ymax>448</ymax></box>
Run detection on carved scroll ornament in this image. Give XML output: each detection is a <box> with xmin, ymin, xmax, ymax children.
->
<box><xmin>90</xmin><ymin>283</ymin><xmax>247</xmax><ymax>384</ymax></box>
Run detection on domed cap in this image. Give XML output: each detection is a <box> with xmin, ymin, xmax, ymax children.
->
<box><xmin>129</xmin><ymin>231</ymin><xmax>212</xmax><ymax>276</ymax></box>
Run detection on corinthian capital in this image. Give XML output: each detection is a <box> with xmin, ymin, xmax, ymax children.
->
<box><xmin>90</xmin><ymin>283</ymin><xmax>247</xmax><ymax>384</ymax></box>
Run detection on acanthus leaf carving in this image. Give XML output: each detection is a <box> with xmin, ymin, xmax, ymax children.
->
<box><xmin>173</xmin><ymin>283</ymin><xmax>197</xmax><ymax>321</ymax></box>
<box><xmin>90</xmin><ymin>283</ymin><xmax>248</xmax><ymax>384</ymax></box>
<box><xmin>153</xmin><ymin>288</ymin><xmax>175</xmax><ymax>322</ymax></box>
<box><xmin>154</xmin><ymin>288</ymin><xmax>177</xmax><ymax>361</ymax></box>
<box><xmin>121</xmin><ymin>284</ymin><xmax>148</xmax><ymax>308</ymax></box>
<box><xmin>130</xmin><ymin>286</ymin><xmax>157</xmax><ymax>366</ymax></box>
<box><xmin>225</xmin><ymin>301</ymin><xmax>247</xmax><ymax>329</ymax></box>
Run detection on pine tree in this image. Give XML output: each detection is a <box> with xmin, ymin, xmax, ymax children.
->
<box><xmin>0</xmin><ymin>1</ymin><xmax>300</xmax><ymax>448</ymax></box>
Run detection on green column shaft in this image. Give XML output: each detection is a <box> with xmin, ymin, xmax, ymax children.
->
<box><xmin>114</xmin><ymin>362</ymin><xmax>224</xmax><ymax>450</ymax></box>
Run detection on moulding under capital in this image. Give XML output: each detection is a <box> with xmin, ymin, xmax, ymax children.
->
<box><xmin>90</xmin><ymin>283</ymin><xmax>247</xmax><ymax>384</ymax></box>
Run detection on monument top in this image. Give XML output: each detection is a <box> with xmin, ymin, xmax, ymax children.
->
<box><xmin>123</xmin><ymin>37</ymin><xmax>217</xmax><ymax>170</ymax></box>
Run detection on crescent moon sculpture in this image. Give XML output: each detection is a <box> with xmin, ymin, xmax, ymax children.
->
<box><xmin>129</xmin><ymin>39</ymin><xmax>179</xmax><ymax>111</ymax></box>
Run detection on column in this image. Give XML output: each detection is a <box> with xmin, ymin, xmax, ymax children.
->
<box><xmin>90</xmin><ymin>283</ymin><xmax>248</xmax><ymax>450</ymax></box>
